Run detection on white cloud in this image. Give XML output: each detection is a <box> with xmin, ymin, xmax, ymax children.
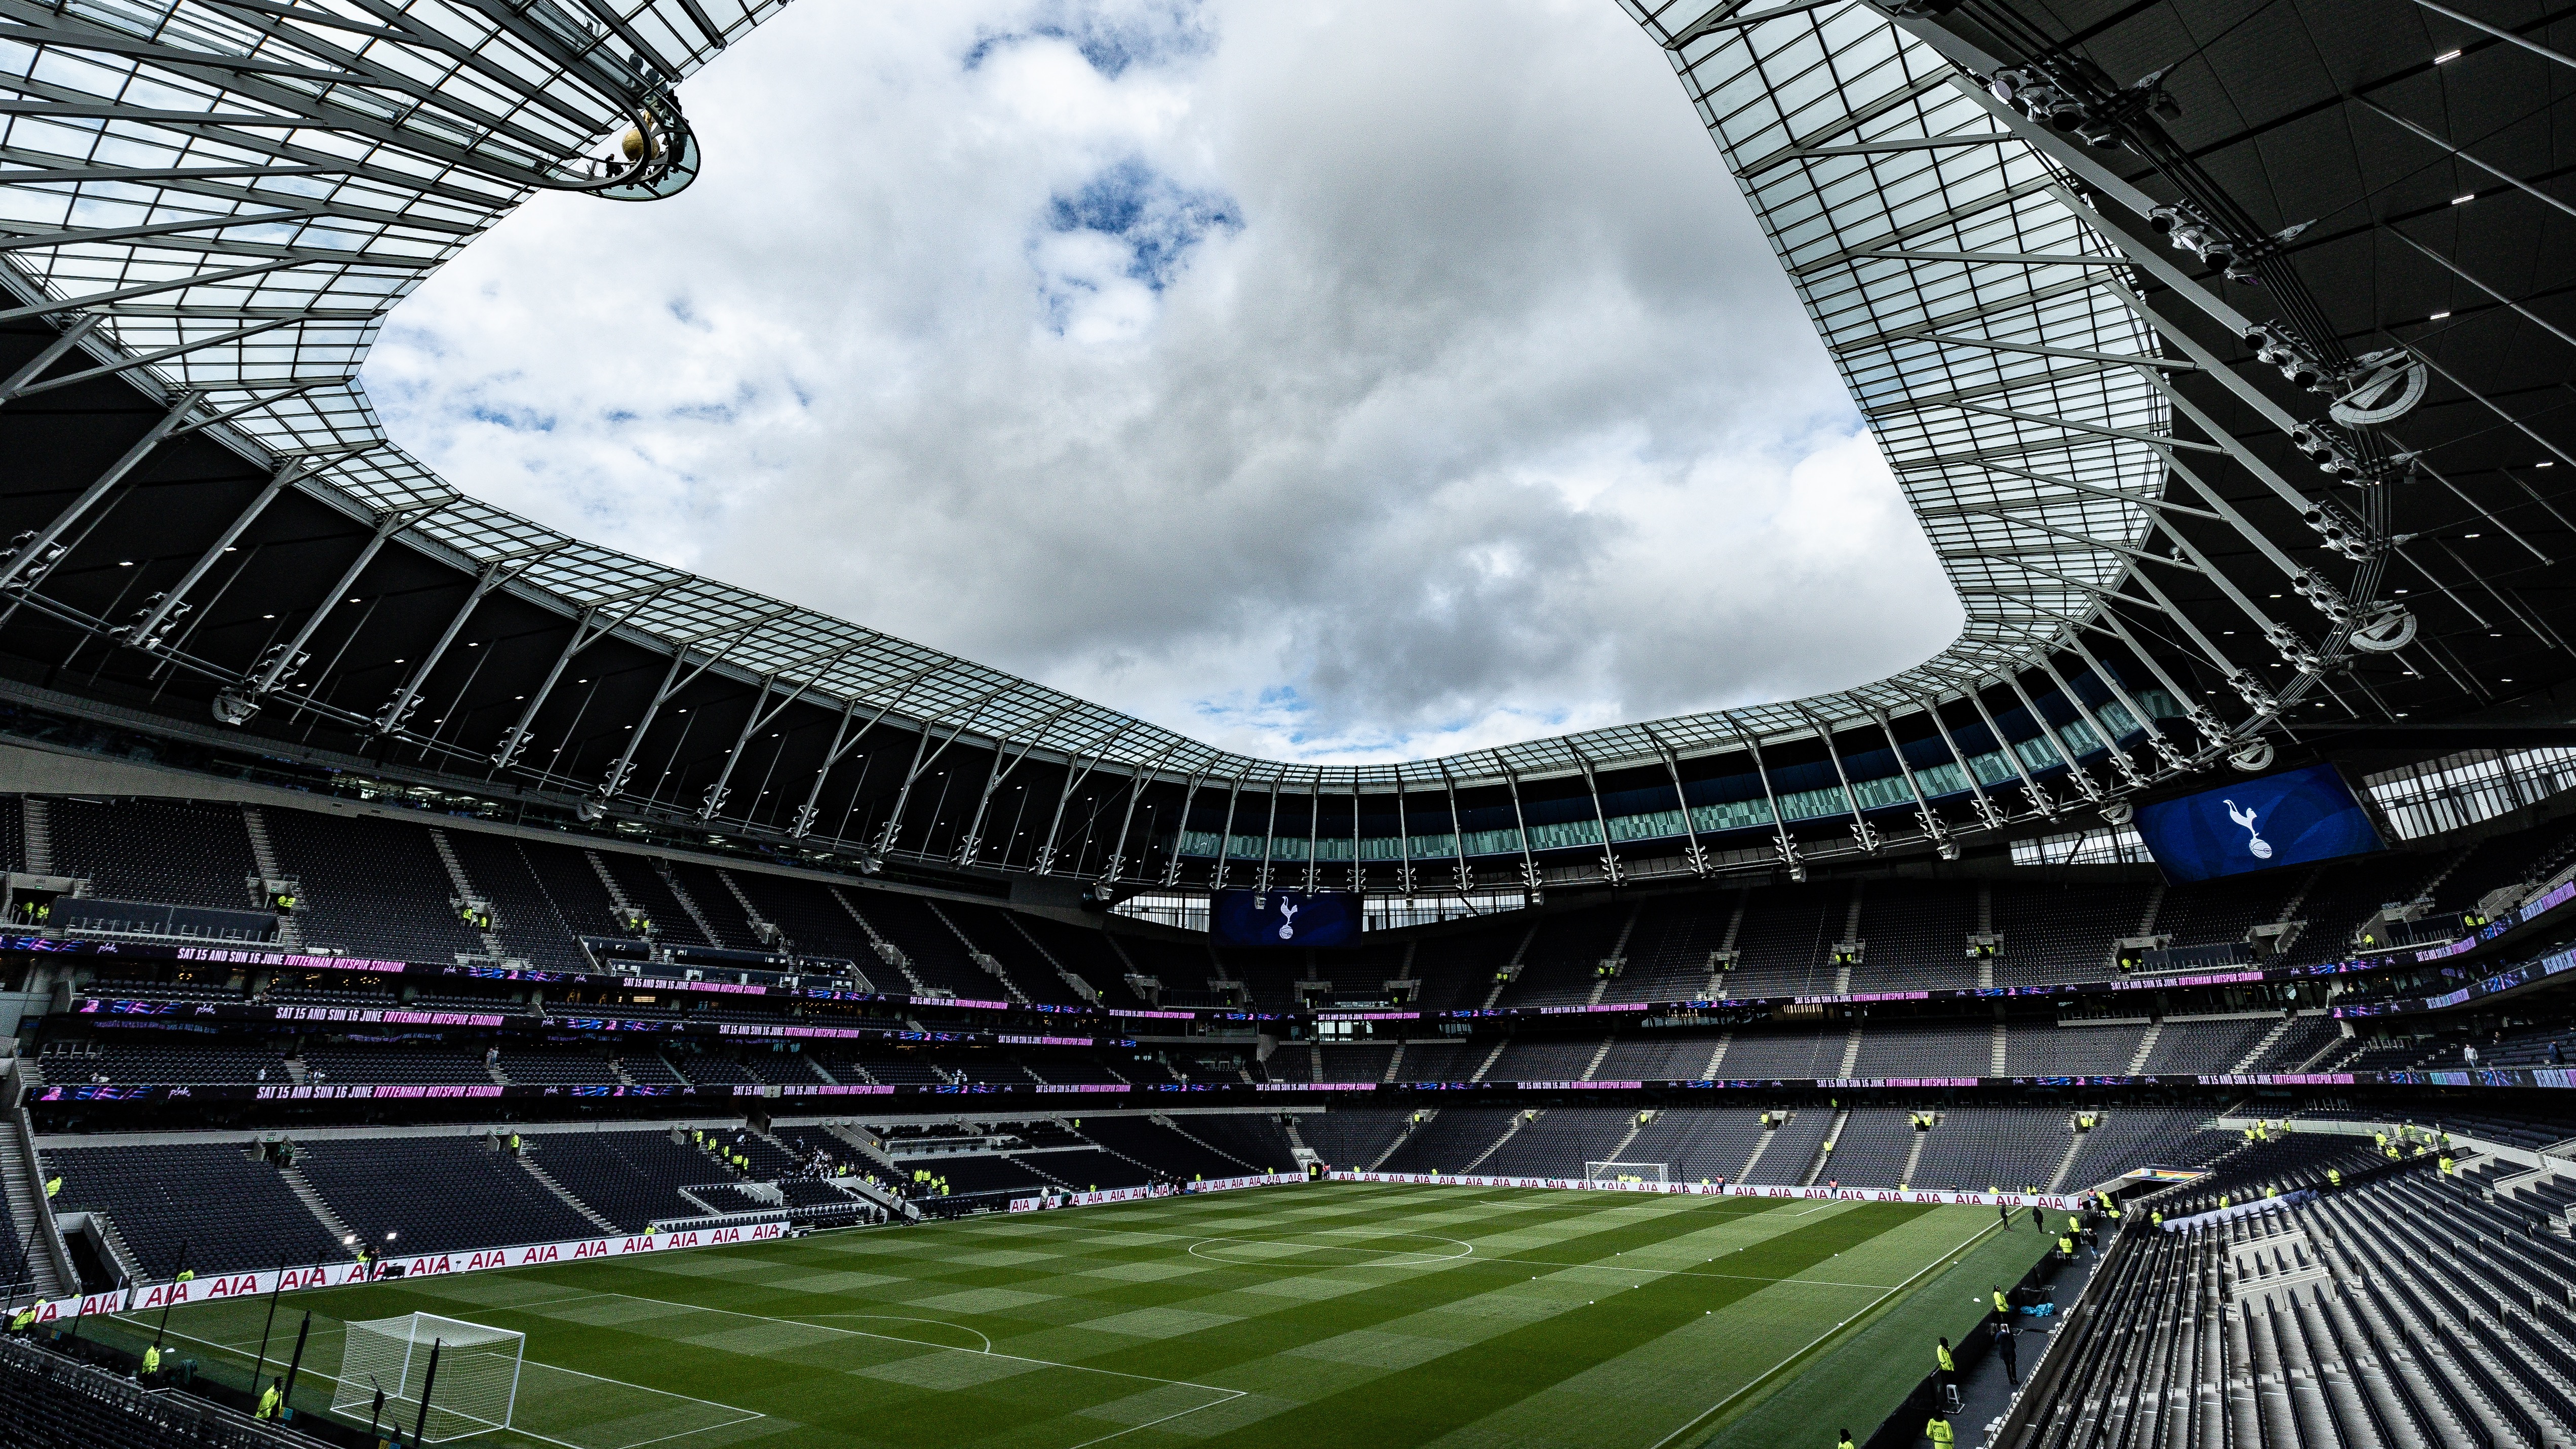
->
<box><xmin>363</xmin><ymin>0</ymin><xmax>1962</xmax><ymax>764</ymax></box>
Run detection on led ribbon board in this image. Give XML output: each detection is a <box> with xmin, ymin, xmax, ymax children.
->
<box><xmin>2131</xmin><ymin>763</ymin><xmax>2384</xmax><ymax>883</ymax></box>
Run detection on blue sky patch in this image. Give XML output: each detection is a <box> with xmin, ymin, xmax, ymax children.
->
<box><xmin>1048</xmin><ymin>159</ymin><xmax>1241</xmax><ymax>291</ymax></box>
<box><xmin>965</xmin><ymin>1</ymin><xmax>1211</xmax><ymax>79</ymax></box>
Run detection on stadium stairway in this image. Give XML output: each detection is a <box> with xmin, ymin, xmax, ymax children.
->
<box><xmin>275</xmin><ymin>1160</ymin><xmax>360</xmax><ymax>1257</ymax></box>
<box><xmin>517</xmin><ymin>1152</ymin><xmax>619</xmax><ymax>1234</ymax></box>
<box><xmin>1</xmin><ymin>1105</ymin><xmax>72</xmax><ymax>1298</ymax></box>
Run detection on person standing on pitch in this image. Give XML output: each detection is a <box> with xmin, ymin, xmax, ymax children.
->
<box><xmin>1935</xmin><ymin>1337</ymin><xmax>1959</xmax><ymax>1408</ymax></box>
<box><xmin>1999</xmin><ymin>1201</ymin><xmax>2012</xmax><ymax>1230</ymax></box>
<box><xmin>1837</xmin><ymin>1432</ymin><xmax>1856</xmax><ymax>1449</ymax></box>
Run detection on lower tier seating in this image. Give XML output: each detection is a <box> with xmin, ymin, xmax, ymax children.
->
<box><xmin>2021</xmin><ymin>1166</ymin><xmax>2576</xmax><ymax>1449</ymax></box>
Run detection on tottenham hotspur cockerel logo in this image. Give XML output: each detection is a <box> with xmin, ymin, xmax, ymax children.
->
<box><xmin>2222</xmin><ymin>799</ymin><xmax>2273</xmax><ymax>860</ymax></box>
<box><xmin>1257</xmin><ymin>895</ymin><xmax>1303</xmax><ymax>941</ymax></box>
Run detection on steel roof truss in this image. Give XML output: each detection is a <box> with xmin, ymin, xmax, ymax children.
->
<box><xmin>1792</xmin><ymin>701</ymin><xmax>1882</xmax><ymax>853</ymax></box>
<box><xmin>594</xmin><ymin>607</ymin><xmax>784</xmax><ymax>802</ymax></box>
<box><xmin>0</xmin><ymin>261</ymin><xmax>301</xmax><ymax>324</ymax></box>
<box><xmin>0</xmin><ymin>383</ymin><xmax>199</xmax><ymax>596</ymax></box>
<box><xmin>0</xmin><ymin>316</ymin><xmax>100</xmax><ymax>408</ymax></box>
<box><xmin>1865</xmin><ymin>705</ymin><xmax>1946</xmax><ymax>842</ymax></box>
<box><xmin>489</xmin><ymin>581</ymin><xmax>674</xmax><ymax>770</ymax></box>
<box><xmin>1033</xmin><ymin>719</ymin><xmax>1143</xmax><ymax>876</ymax></box>
<box><xmin>121</xmin><ymin>451</ymin><xmax>316</xmax><ymax>654</ymax></box>
<box><xmin>698</xmin><ymin>642</ymin><xmax>856</xmax><ymax>823</ymax></box>
<box><xmin>372</xmin><ymin>541</ymin><xmax>564</xmax><ymax>736</ymax></box>
<box><xmin>955</xmin><ymin>698</ymin><xmax>1079</xmax><ymax>866</ymax></box>
<box><xmin>240</xmin><ymin>494</ymin><xmax>451</xmax><ymax>701</ymax></box>
<box><xmin>870</xmin><ymin>682</ymin><xmax>1015</xmax><ymax>856</ymax></box>
<box><xmin>1097</xmin><ymin>741</ymin><xmax>1181</xmax><ymax>884</ymax></box>
<box><xmin>1725</xmin><ymin>716</ymin><xmax>1801</xmax><ymax>871</ymax></box>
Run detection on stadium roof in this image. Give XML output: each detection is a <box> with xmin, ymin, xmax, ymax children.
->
<box><xmin>0</xmin><ymin>0</ymin><xmax>2566</xmax><ymax>890</ymax></box>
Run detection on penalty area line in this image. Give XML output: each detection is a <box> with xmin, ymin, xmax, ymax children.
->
<box><xmin>1644</xmin><ymin>1215</ymin><xmax>2007</xmax><ymax>1449</ymax></box>
<box><xmin>111</xmin><ymin>1319</ymin><xmax>770</xmax><ymax>1449</ymax></box>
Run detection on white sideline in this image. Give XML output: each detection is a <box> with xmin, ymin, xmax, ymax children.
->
<box><xmin>1643</xmin><ymin>1215</ymin><xmax>2006</xmax><ymax>1449</ymax></box>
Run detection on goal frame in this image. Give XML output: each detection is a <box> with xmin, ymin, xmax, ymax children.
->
<box><xmin>1582</xmin><ymin>1160</ymin><xmax>1671</xmax><ymax>1187</ymax></box>
<box><xmin>331</xmin><ymin>1312</ymin><xmax>525</xmax><ymax>1443</ymax></box>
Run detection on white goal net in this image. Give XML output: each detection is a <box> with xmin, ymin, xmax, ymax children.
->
<box><xmin>1583</xmin><ymin>1161</ymin><xmax>1669</xmax><ymax>1187</ymax></box>
<box><xmin>331</xmin><ymin>1313</ymin><xmax>524</xmax><ymax>1443</ymax></box>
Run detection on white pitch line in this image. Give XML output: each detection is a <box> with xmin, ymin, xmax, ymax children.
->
<box><xmin>563</xmin><ymin>1285</ymin><xmax>1239</xmax><ymax>1396</ymax></box>
<box><xmin>1643</xmin><ymin>1215</ymin><xmax>2006</xmax><ymax>1449</ymax></box>
<box><xmin>114</xmin><ymin>1317</ymin><xmax>770</xmax><ymax>1449</ymax></box>
<box><xmin>512</xmin><ymin>1410</ymin><xmax>769</xmax><ymax>1449</ymax></box>
<box><xmin>548</xmin><ymin>1285</ymin><xmax>1250</xmax><ymax>1442</ymax></box>
<box><xmin>1061</xmin><ymin>1389</ymin><xmax>1250</xmax><ymax>1449</ymax></box>
<box><xmin>794</xmin><ymin>1313</ymin><xmax>993</xmax><ymax>1353</ymax></box>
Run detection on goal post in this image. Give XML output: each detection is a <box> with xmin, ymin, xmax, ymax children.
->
<box><xmin>1583</xmin><ymin>1161</ymin><xmax>1670</xmax><ymax>1187</ymax></box>
<box><xmin>332</xmin><ymin>1313</ymin><xmax>524</xmax><ymax>1443</ymax></box>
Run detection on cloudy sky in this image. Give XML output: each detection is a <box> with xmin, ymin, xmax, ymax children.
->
<box><xmin>363</xmin><ymin>0</ymin><xmax>1961</xmax><ymax>764</ymax></box>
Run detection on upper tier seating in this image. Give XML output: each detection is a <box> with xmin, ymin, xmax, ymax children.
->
<box><xmin>940</xmin><ymin>900</ymin><xmax>1094</xmax><ymax>1007</ymax></box>
<box><xmin>594</xmin><ymin>853</ymin><xmax>711</xmax><ymax>948</ymax></box>
<box><xmin>441</xmin><ymin>830</ymin><xmax>594</xmax><ymax>970</ymax></box>
<box><xmin>837</xmin><ymin>891</ymin><xmax>991</xmax><ymax>999</ymax></box>
<box><xmin>667</xmin><ymin>861</ymin><xmax>764</xmax><ymax>951</ymax></box>
<box><xmin>1722</xmin><ymin>883</ymin><xmax>1845</xmax><ymax>998</ymax></box>
<box><xmin>263</xmin><ymin>810</ymin><xmax>487</xmax><ymax>964</ymax></box>
<box><xmin>302</xmin><ymin>1044</ymin><xmax>494</xmax><ymax>1084</ymax></box>
<box><xmin>44</xmin><ymin>1039</ymin><xmax>280</xmax><ymax>1085</ymax></box>
<box><xmin>49</xmin><ymin>798</ymin><xmax>259</xmax><ymax>914</ymax></box>
<box><xmin>1852</xmin><ymin>881</ymin><xmax>1983</xmax><ymax>991</ymax></box>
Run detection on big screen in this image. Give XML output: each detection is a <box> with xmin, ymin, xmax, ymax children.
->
<box><xmin>2130</xmin><ymin>762</ymin><xmax>2384</xmax><ymax>883</ymax></box>
<box><xmin>1209</xmin><ymin>889</ymin><xmax>1361</xmax><ymax>949</ymax></box>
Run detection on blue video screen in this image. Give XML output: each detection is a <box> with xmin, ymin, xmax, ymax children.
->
<box><xmin>1210</xmin><ymin>889</ymin><xmax>1361</xmax><ymax>949</ymax></box>
<box><xmin>2131</xmin><ymin>763</ymin><xmax>2383</xmax><ymax>883</ymax></box>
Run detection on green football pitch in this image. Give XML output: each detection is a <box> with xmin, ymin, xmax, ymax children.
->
<box><xmin>97</xmin><ymin>1183</ymin><xmax>2054</xmax><ymax>1449</ymax></box>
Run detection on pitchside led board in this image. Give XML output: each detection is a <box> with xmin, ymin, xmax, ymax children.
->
<box><xmin>1209</xmin><ymin>889</ymin><xmax>1361</xmax><ymax>949</ymax></box>
<box><xmin>2130</xmin><ymin>763</ymin><xmax>2385</xmax><ymax>883</ymax></box>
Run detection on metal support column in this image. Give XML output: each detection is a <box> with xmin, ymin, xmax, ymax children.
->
<box><xmin>1496</xmin><ymin>756</ymin><xmax>1540</xmax><ymax>895</ymax></box>
<box><xmin>1728</xmin><ymin>720</ymin><xmax>1802</xmax><ymax>879</ymax></box>
<box><xmin>371</xmin><ymin>542</ymin><xmax>563</xmax><ymax>737</ymax></box>
<box><xmin>220</xmin><ymin>495</ymin><xmax>452</xmax><ymax>721</ymax></box>
<box><xmin>698</xmin><ymin>643</ymin><xmax>854</xmax><ymax>823</ymax></box>
<box><xmin>1793</xmin><ymin>703</ymin><xmax>1881</xmax><ymax>854</ymax></box>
